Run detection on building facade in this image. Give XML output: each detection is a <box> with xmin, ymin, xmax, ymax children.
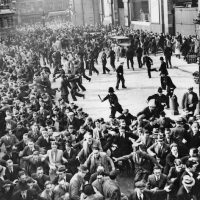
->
<box><xmin>16</xmin><ymin>0</ymin><xmax>70</xmax><ymax>24</ymax></box>
<box><xmin>101</xmin><ymin>0</ymin><xmax>199</xmax><ymax>35</ymax></box>
<box><xmin>71</xmin><ymin>0</ymin><xmax>101</xmax><ymax>26</ymax></box>
<box><xmin>0</xmin><ymin>0</ymin><xmax>15</xmax><ymax>34</ymax></box>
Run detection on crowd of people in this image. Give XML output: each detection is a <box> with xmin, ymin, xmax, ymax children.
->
<box><xmin>0</xmin><ymin>20</ymin><xmax>199</xmax><ymax>200</ymax></box>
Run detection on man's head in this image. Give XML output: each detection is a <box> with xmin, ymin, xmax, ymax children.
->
<box><xmin>44</xmin><ymin>181</ymin><xmax>52</xmax><ymax>192</ymax></box>
<box><xmin>182</xmin><ymin>175</ymin><xmax>195</xmax><ymax>191</ymax></box>
<box><xmin>18</xmin><ymin>171</ymin><xmax>27</xmax><ymax>184</ymax></box>
<box><xmin>93</xmin><ymin>147</ymin><xmax>100</xmax><ymax>158</ymax></box>
<box><xmin>78</xmin><ymin>165</ymin><xmax>88</xmax><ymax>178</ymax></box>
<box><xmin>153</xmin><ymin>166</ymin><xmax>161</xmax><ymax>178</ymax></box>
<box><xmin>85</xmin><ymin>132</ymin><xmax>93</xmax><ymax>145</ymax></box>
<box><xmin>174</xmin><ymin>159</ymin><xmax>183</xmax><ymax>172</ymax></box>
<box><xmin>36</xmin><ymin>167</ymin><xmax>44</xmax><ymax>177</ymax></box>
<box><xmin>6</xmin><ymin>159</ymin><xmax>13</xmax><ymax>168</ymax></box>
<box><xmin>188</xmin><ymin>87</ymin><xmax>193</xmax><ymax>93</ymax></box>
<box><xmin>51</xmin><ymin>141</ymin><xmax>58</xmax><ymax>151</ymax></box>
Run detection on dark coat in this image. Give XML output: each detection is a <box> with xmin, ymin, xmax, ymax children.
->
<box><xmin>159</xmin><ymin>62</ymin><xmax>168</xmax><ymax>76</ymax></box>
<box><xmin>176</xmin><ymin>185</ymin><xmax>197</xmax><ymax>200</ymax></box>
<box><xmin>182</xmin><ymin>91</ymin><xmax>198</xmax><ymax>110</ymax></box>
<box><xmin>5</xmin><ymin>165</ymin><xmax>21</xmax><ymax>181</ymax></box>
<box><xmin>146</xmin><ymin>174</ymin><xmax>167</xmax><ymax>190</ymax></box>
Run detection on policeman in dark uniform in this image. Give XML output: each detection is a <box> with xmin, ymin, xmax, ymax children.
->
<box><xmin>116</xmin><ymin>62</ymin><xmax>126</xmax><ymax>90</ymax></box>
<box><xmin>159</xmin><ymin>57</ymin><xmax>168</xmax><ymax>89</ymax></box>
<box><xmin>102</xmin><ymin>87</ymin><xmax>123</xmax><ymax>118</ymax></box>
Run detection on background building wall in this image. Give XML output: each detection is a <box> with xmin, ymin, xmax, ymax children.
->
<box><xmin>72</xmin><ymin>0</ymin><xmax>100</xmax><ymax>25</ymax></box>
<box><xmin>175</xmin><ymin>7</ymin><xmax>198</xmax><ymax>35</ymax></box>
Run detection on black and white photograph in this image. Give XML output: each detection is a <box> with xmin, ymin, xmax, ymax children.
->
<box><xmin>0</xmin><ymin>0</ymin><xmax>200</xmax><ymax>200</ymax></box>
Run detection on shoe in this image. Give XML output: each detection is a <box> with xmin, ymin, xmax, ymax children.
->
<box><xmin>89</xmin><ymin>78</ymin><xmax>91</xmax><ymax>82</ymax></box>
<box><xmin>122</xmin><ymin>86</ymin><xmax>127</xmax><ymax>89</ymax></box>
<box><xmin>97</xmin><ymin>72</ymin><xmax>99</xmax><ymax>75</ymax></box>
<box><xmin>103</xmin><ymin>72</ymin><xmax>106</xmax><ymax>74</ymax></box>
<box><xmin>83</xmin><ymin>95</ymin><xmax>85</xmax><ymax>99</ymax></box>
<box><xmin>116</xmin><ymin>87</ymin><xmax>119</xmax><ymax>90</ymax></box>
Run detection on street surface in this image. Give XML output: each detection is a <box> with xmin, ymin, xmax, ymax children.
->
<box><xmin>53</xmin><ymin>54</ymin><xmax>198</xmax><ymax>121</ymax></box>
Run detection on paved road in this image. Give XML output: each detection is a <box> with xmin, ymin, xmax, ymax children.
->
<box><xmin>52</xmin><ymin>54</ymin><xmax>197</xmax><ymax>121</ymax></box>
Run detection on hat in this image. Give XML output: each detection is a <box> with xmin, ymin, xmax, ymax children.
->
<box><xmin>53</xmin><ymin>132</ymin><xmax>61</xmax><ymax>138</ymax></box>
<box><xmin>83</xmin><ymin>184</ymin><xmax>95</xmax><ymax>196</ymax></box>
<box><xmin>188</xmin><ymin>87</ymin><xmax>193</xmax><ymax>91</ymax></box>
<box><xmin>78</xmin><ymin>164</ymin><xmax>88</xmax><ymax>173</ymax></box>
<box><xmin>134</xmin><ymin>181</ymin><xmax>146</xmax><ymax>189</ymax></box>
<box><xmin>122</xmin><ymin>109</ymin><xmax>129</xmax><ymax>114</ymax></box>
<box><xmin>108</xmin><ymin>87</ymin><xmax>114</xmax><ymax>93</ymax></box>
<box><xmin>176</xmin><ymin>117</ymin><xmax>184</xmax><ymax>123</ymax></box>
<box><xmin>2</xmin><ymin>180</ymin><xmax>12</xmax><ymax>188</ymax></box>
<box><xmin>68</xmin><ymin>112</ymin><xmax>74</xmax><ymax>116</ymax></box>
<box><xmin>160</xmin><ymin>57</ymin><xmax>164</xmax><ymax>60</ymax></box>
<box><xmin>26</xmin><ymin>177</ymin><xmax>35</xmax><ymax>184</ymax></box>
<box><xmin>109</xmin><ymin>170</ymin><xmax>118</xmax><ymax>179</ymax></box>
<box><xmin>182</xmin><ymin>175</ymin><xmax>195</xmax><ymax>187</ymax></box>
<box><xmin>158</xmin><ymin>87</ymin><xmax>162</xmax><ymax>93</ymax></box>
<box><xmin>57</xmin><ymin>165</ymin><xmax>67</xmax><ymax>173</ymax></box>
<box><xmin>148</xmin><ymin>99</ymin><xmax>156</xmax><ymax>107</ymax></box>
<box><xmin>77</xmin><ymin>107</ymin><xmax>83</xmax><ymax>112</ymax></box>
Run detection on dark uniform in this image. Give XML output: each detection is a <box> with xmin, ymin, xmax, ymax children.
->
<box><xmin>116</xmin><ymin>63</ymin><xmax>126</xmax><ymax>90</ymax></box>
<box><xmin>102</xmin><ymin>87</ymin><xmax>123</xmax><ymax>118</ymax></box>
<box><xmin>108</xmin><ymin>48</ymin><xmax>116</xmax><ymax>71</ymax></box>
<box><xmin>159</xmin><ymin>57</ymin><xmax>168</xmax><ymax>89</ymax></box>
<box><xmin>143</xmin><ymin>55</ymin><xmax>157</xmax><ymax>78</ymax></box>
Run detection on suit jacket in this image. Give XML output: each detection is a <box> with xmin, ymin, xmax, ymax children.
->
<box><xmin>47</xmin><ymin>149</ymin><xmax>63</xmax><ymax>167</ymax></box>
<box><xmin>11</xmin><ymin>189</ymin><xmax>40</xmax><ymax>200</ymax></box>
<box><xmin>5</xmin><ymin>164</ymin><xmax>21</xmax><ymax>181</ymax></box>
<box><xmin>146</xmin><ymin>174</ymin><xmax>167</xmax><ymax>190</ymax></box>
<box><xmin>66</xmin><ymin>117</ymin><xmax>80</xmax><ymax>131</ymax></box>
<box><xmin>182</xmin><ymin>91</ymin><xmax>198</xmax><ymax>110</ymax></box>
<box><xmin>147</xmin><ymin>143</ymin><xmax>170</xmax><ymax>165</ymax></box>
<box><xmin>84</xmin><ymin>152</ymin><xmax>115</xmax><ymax>174</ymax></box>
<box><xmin>69</xmin><ymin>173</ymin><xmax>85</xmax><ymax>200</ymax></box>
<box><xmin>177</xmin><ymin>185</ymin><xmax>197</xmax><ymax>200</ymax></box>
<box><xmin>129</xmin><ymin>189</ymin><xmax>168</xmax><ymax>200</ymax></box>
<box><xmin>36</xmin><ymin>136</ymin><xmax>52</xmax><ymax>150</ymax></box>
<box><xmin>159</xmin><ymin>62</ymin><xmax>168</xmax><ymax>76</ymax></box>
<box><xmin>78</xmin><ymin>139</ymin><xmax>102</xmax><ymax>163</ymax></box>
<box><xmin>63</xmin><ymin>148</ymin><xmax>78</xmax><ymax>174</ymax></box>
<box><xmin>31</xmin><ymin>173</ymin><xmax>50</xmax><ymax>190</ymax></box>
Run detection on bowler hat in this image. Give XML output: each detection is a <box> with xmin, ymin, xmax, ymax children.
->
<box><xmin>57</xmin><ymin>165</ymin><xmax>67</xmax><ymax>173</ymax></box>
<box><xmin>160</xmin><ymin>56</ymin><xmax>164</xmax><ymax>60</ymax></box>
<box><xmin>2</xmin><ymin>180</ymin><xmax>12</xmax><ymax>188</ymax></box>
<box><xmin>182</xmin><ymin>175</ymin><xmax>195</xmax><ymax>187</ymax></box>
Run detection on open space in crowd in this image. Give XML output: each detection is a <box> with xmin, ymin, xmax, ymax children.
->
<box><xmin>0</xmin><ymin>20</ymin><xmax>200</xmax><ymax>200</ymax></box>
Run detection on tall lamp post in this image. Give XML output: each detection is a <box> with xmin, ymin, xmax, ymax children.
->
<box><xmin>193</xmin><ymin>12</ymin><xmax>200</xmax><ymax>114</ymax></box>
